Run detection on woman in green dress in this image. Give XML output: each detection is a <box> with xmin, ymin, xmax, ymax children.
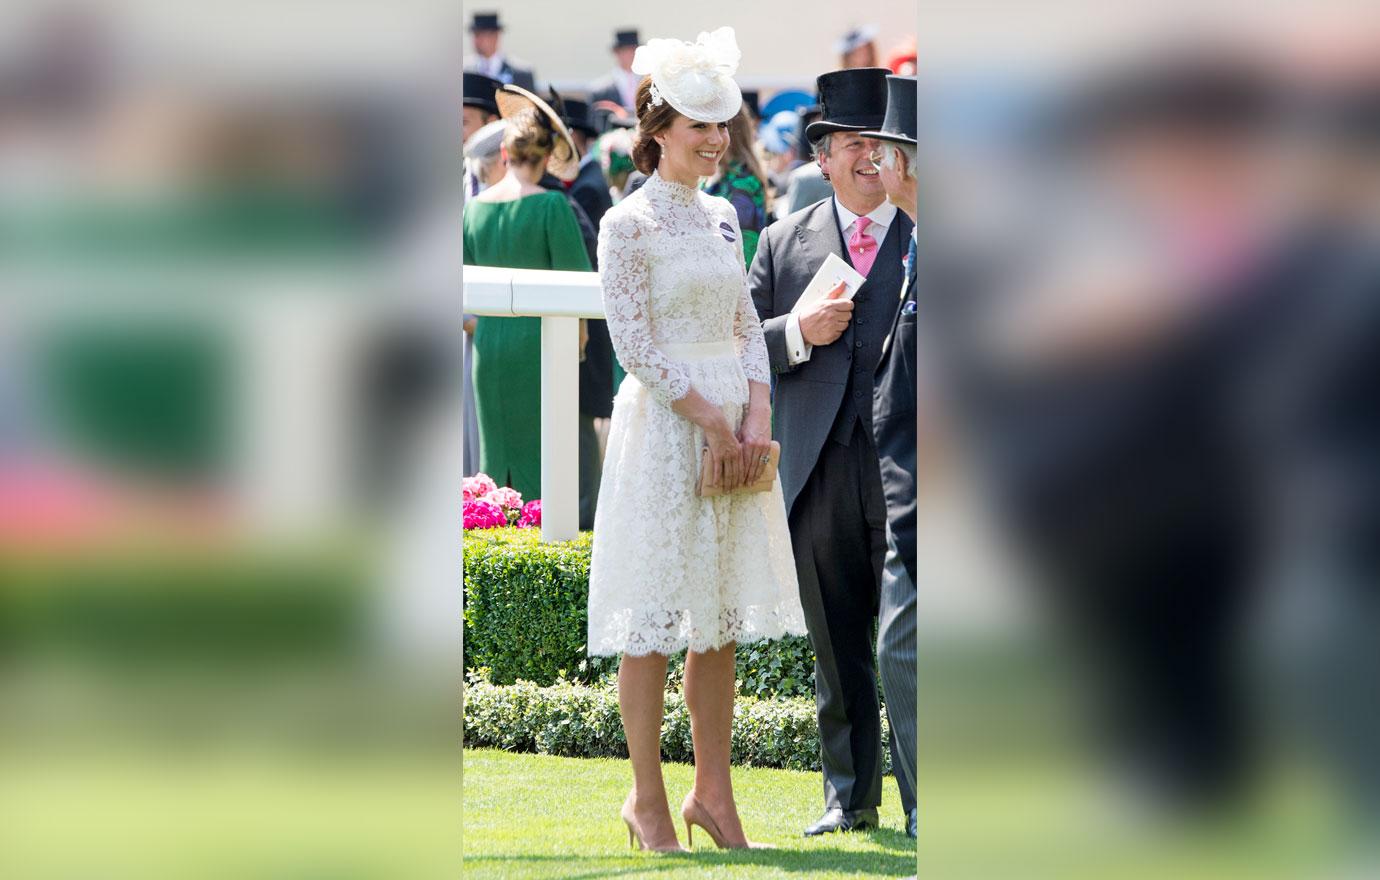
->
<box><xmin>463</xmin><ymin>97</ymin><xmax>590</xmax><ymax>501</ymax></box>
<box><xmin>703</xmin><ymin>105</ymin><xmax>774</xmax><ymax>269</ymax></box>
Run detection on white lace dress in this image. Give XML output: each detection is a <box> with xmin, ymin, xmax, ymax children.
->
<box><xmin>587</xmin><ymin>172</ymin><xmax>807</xmax><ymax>657</ymax></box>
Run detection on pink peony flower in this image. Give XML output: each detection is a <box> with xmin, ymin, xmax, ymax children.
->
<box><xmin>517</xmin><ymin>499</ymin><xmax>542</xmax><ymax>528</ymax></box>
<box><xmin>462</xmin><ymin>474</ymin><xmax>498</xmax><ymax>502</ymax></box>
<box><xmin>482</xmin><ymin>486</ymin><xmax>523</xmax><ymax>511</ymax></box>
<box><xmin>462</xmin><ymin>499</ymin><xmax>507</xmax><ymax>530</ymax></box>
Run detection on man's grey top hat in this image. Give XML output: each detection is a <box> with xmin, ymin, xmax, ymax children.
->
<box><xmin>470</xmin><ymin>12</ymin><xmax>503</xmax><ymax>32</ymax></box>
<box><xmin>860</xmin><ymin>75</ymin><xmax>917</xmax><ymax>146</ymax></box>
<box><xmin>613</xmin><ymin>29</ymin><xmax>639</xmax><ymax>50</ymax></box>
<box><xmin>804</xmin><ymin>67</ymin><xmax>890</xmax><ymax>141</ymax></box>
<box><xmin>463</xmin><ymin>72</ymin><xmax>503</xmax><ymax>116</ymax></box>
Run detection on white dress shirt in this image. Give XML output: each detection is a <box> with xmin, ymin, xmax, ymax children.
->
<box><xmin>467</xmin><ymin>53</ymin><xmax>506</xmax><ymax>79</ymax></box>
<box><xmin>785</xmin><ymin>197</ymin><xmax>899</xmax><ymax>364</ymax></box>
<box><xmin>615</xmin><ymin>67</ymin><xmax>640</xmax><ymax>110</ymax></box>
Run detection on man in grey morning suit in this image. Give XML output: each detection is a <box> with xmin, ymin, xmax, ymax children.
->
<box><xmin>748</xmin><ymin>68</ymin><xmax>915</xmax><ymax>836</ymax></box>
<box><xmin>862</xmin><ymin>74</ymin><xmax>920</xmax><ymax>840</ymax></box>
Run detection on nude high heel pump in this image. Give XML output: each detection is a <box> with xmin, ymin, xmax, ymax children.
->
<box><xmin>622</xmin><ymin>800</ymin><xmax>686</xmax><ymax>853</ymax></box>
<box><xmin>681</xmin><ymin>793</ymin><xmax>774</xmax><ymax>850</ymax></box>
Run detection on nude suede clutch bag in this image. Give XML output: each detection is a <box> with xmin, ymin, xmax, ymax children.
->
<box><xmin>697</xmin><ymin>441</ymin><xmax>780</xmax><ymax>497</ymax></box>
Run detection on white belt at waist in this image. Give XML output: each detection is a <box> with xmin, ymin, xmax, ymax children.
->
<box><xmin>658</xmin><ymin>340</ymin><xmax>737</xmax><ymax>361</ymax></box>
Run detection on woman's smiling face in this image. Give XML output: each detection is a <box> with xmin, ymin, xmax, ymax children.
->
<box><xmin>658</xmin><ymin>113</ymin><xmax>730</xmax><ymax>179</ymax></box>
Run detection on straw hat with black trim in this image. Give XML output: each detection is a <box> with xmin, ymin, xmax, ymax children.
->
<box><xmin>495</xmin><ymin>83</ymin><xmax>581</xmax><ymax>181</ymax></box>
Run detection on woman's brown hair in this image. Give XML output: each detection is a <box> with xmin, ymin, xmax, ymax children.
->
<box><xmin>724</xmin><ymin>106</ymin><xmax>774</xmax><ymax>212</ymax></box>
<box><xmin>631</xmin><ymin>77</ymin><xmax>681</xmax><ymax>174</ymax></box>
<box><xmin>503</xmin><ymin>106</ymin><xmax>555</xmax><ymax>169</ymax></box>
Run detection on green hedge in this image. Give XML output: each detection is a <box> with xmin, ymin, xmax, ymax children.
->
<box><xmin>463</xmin><ymin>672</ymin><xmax>890</xmax><ymax>773</ymax></box>
<box><xmin>463</xmin><ymin>528</ymin><xmax>816</xmax><ymax>698</ymax></box>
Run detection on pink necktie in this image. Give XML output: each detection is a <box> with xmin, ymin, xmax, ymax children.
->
<box><xmin>849</xmin><ymin>217</ymin><xmax>878</xmax><ymax>277</ymax></box>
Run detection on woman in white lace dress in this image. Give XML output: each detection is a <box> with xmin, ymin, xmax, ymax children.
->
<box><xmin>587</xmin><ymin>28</ymin><xmax>807</xmax><ymax>853</ymax></box>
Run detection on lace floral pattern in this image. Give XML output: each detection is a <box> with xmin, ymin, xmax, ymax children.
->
<box><xmin>588</xmin><ymin>172</ymin><xmax>806</xmax><ymax>657</ymax></box>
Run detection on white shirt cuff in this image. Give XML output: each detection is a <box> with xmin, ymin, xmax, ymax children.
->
<box><xmin>785</xmin><ymin>313</ymin><xmax>812</xmax><ymax>365</ymax></box>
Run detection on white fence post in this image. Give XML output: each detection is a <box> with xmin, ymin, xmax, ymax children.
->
<box><xmin>464</xmin><ymin>265</ymin><xmax>605</xmax><ymax>544</ymax></box>
<box><xmin>540</xmin><ymin>315</ymin><xmax>580</xmax><ymax>542</ymax></box>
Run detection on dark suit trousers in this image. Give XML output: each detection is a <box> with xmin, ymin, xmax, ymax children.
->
<box><xmin>790</xmin><ymin>419</ymin><xmax>889</xmax><ymax>811</ymax></box>
<box><xmin>578</xmin><ymin>414</ymin><xmax>601</xmax><ymax>531</ymax></box>
<box><xmin>878</xmin><ymin>523</ymin><xmax>917</xmax><ymax>816</ymax></box>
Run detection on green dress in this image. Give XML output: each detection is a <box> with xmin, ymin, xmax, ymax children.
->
<box><xmin>463</xmin><ymin>190</ymin><xmax>591</xmax><ymax>502</ymax></box>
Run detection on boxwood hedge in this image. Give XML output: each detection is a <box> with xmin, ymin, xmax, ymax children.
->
<box><xmin>463</xmin><ymin>671</ymin><xmax>891</xmax><ymax>773</ymax></box>
<box><xmin>463</xmin><ymin>528</ymin><xmax>816</xmax><ymax>698</ymax></box>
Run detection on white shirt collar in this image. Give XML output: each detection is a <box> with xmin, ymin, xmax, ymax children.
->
<box><xmin>833</xmin><ymin>197</ymin><xmax>897</xmax><ymax>239</ymax></box>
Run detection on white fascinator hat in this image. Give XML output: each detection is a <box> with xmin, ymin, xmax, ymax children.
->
<box><xmin>631</xmin><ymin>26</ymin><xmax>743</xmax><ymax>123</ymax></box>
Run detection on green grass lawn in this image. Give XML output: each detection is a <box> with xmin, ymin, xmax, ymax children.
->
<box><xmin>462</xmin><ymin>748</ymin><xmax>918</xmax><ymax>879</ymax></box>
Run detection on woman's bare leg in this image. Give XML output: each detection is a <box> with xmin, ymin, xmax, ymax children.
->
<box><xmin>683</xmin><ymin>642</ymin><xmax>748</xmax><ymax>846</ymax></box>
<box><xmin>618</xmin><ymin>652</ymin><xmax>682</xmax><ymax>849</ymax></box>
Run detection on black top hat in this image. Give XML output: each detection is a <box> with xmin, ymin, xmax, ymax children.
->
<box><xmin>560</xmin><ymin>98</ymin><xmax>600</xmax><ymax>137</ymax></box>
<box><xmin>860</xmin><ymin>75</ymin><xmax>917</xmax><ymax>146</ymax></box>
<box><xmin>463</xmin><ymin>71</ymin><xmax>503</xmax><ymax>116</ymax></box>
<box><xmin>612</xmin><ymin>29</ymin><xmax>639</xmax><ymax>50</ymax></box>
<box><xmin>740</xmin><ymin>90</ymin><xmax>761</xmax><ymax>120</ymax></box>
<box><xmin>469</xmin><ymin>12</ymin><xmax>503</xmax><ymax>32</ymax></box>
<box><xmin>804</xmin><ymin>68</ymin><xmax>890</xmax><ymax>141</ymax></box>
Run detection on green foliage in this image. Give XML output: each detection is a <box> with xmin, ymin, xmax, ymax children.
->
<box><xmin>462</xmin><ymin>528</ymin><xmax>619</xmax><ymax>686</ymax></box>
<box><xmin>462</xmin><ymin>528</ymin><xmax>816</xmax><ymax>697</ymax></box>
<box><xmin>463</xmin><ymin>671</ymin><xmax>885</xmax><ymax>772</ymax></box>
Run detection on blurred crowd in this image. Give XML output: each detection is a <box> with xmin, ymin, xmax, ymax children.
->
<box><xmin>912</xmin><ymin>24</ymin><xmax>1380</xmax><ymax>847</ymax></box>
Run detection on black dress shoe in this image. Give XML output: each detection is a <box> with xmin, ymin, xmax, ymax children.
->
<box><xmin>803</xmin><ymin>807</ymin><xmax>878</xmax><ymax>836</ymax></box>
<box><xmin>906</xmin><ymin>808</ymin><xmax>917</xmax><ymax>838</ymax></box>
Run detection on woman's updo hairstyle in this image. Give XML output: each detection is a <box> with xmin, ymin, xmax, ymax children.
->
<box><xmin>503</xmin><ymin>106</ymin><xmax>555</xmax><ymax>169</ymax></box>
<box><xmin>631</xmin><ymin>76</ymin><xmax>681</xmax><ymax>174</ymax></box>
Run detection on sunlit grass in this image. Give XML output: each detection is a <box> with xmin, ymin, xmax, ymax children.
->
<box><xmin>462</xmin><ymin>748</ymin><xmax>917</xmax><ymax>879</ymax></box>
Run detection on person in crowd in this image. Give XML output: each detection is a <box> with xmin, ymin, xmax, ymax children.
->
<box><xmin>740</xmin><ymin>90</ymin><xmax>762</xmax><ymax>125</ymax></box>
<box><xmin>598</xmin><ymin>127</ymin><xmax>636</xmax><ymax>202</ymax></box>
<box><xmin>748</xmin><ymin>67</ymin><xmax>914</xmax><ymax>836</ymax></box>
<box><xmin>460</xmin><ymin>118</ymin><xmax>508</xmax><ymax>476</ymax></box>
<box><xmin>1234</xmin><ymin>45</ymin><xmax>1380</xmax><ymax>842</ymax></box>
<box><xmin>587</xmin><ymin>27</ymin><xmax>807</xmax><ymax>853</ymax></box>
<box><xmin>836</xmin><ymin>25</ymin><xmax>879</xmax><ymax>70</ymax></box>
<box><xmin>860</xmin><ymin>73</ymin><xmax>920</xmax><ymax>841</ymax></box>
<box><xmin>780</xmin><ymin>104</ymin><xmax>833</xmax><ymax>217</ymax></box>
<box><xmin>462</xmin><ymin>71</ymin><xmax>502</xmax><ymax>146</ymax></box>
<box><xmin>464</xmin><ymin>11</ymin><xmax>536</xmax><ymax>90</ymax></box>
<box><xmin>589</xmin><ymin>29</ymin><xmax>642</xmax><ymax>113</ymax></box>
<box><xmin>562</xmin><ymin>98</ymin><xmax>615</xmax><ymax>231</ymax></box>
<box><xmin>704</xmin><ymin>105</ymin><xmax>773</xmax><ymax>268</ymax></box>
<box><xmin>462</xmin><ymin>88</ymin><xmax>588</xmax><ymax>502</ymax></box>
<box><xmin>759</xmin><ymin>109</ymin><xmax>802</xmax><ymax>196</ymax></box>
<box><xmin>463</xmin><ymin>117</ymin><xmax>506</xmax><ymax>198</ymax></box>
<box><xmin>886</xmin><ymin>36</ymin><xmax>918</xmax><ymax>76</ymax></box>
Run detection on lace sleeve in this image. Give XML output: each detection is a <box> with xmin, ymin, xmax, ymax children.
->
<box><xmin>597</xmin><ymin>210</ymin><xmax>692</xmax><ymax>406</ymax></box>
<box><xmin>723</xmin><ymin>207</ymin><xmax>771</xmax><ymax>385</ymax></box>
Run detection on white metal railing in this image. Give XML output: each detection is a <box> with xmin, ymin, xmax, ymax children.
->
<box><xmin>463</xmin><ymin>265</ymin><xmax>606</xmax><ymax>543</ymax></box>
